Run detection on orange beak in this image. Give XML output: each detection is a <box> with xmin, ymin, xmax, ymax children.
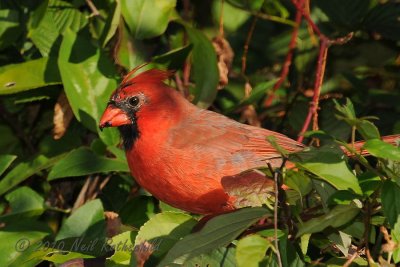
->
<box><xmin>99</xmin><ymin>106</ymin><xmax>130</xmax><ymax>130</ymax></box>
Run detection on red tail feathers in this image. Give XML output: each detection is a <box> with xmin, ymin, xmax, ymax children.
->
<box><xmin>342</xmin><ymin>134</ymin><xmax>400</xmax><ymax>156</ymax></box>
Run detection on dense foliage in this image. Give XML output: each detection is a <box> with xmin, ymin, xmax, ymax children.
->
<box><xmin>0</xmin><ymin>0</ymin><xmax>400</xmax><ymax>266</ymax></box>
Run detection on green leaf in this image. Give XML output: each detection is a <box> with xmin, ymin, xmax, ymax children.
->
<box><xmin>159</xmin><ymin>207</ymin><xmax>271</xmax><ymax>266</ymax></box>
<box><xmin>285</xmin><ymin>170</ymin><xmax>312</xmax><ymax>198</ymax></box>
<box><xmin>48</xmin><ymin>0</ymin><xmax>88</xmax><ymax>34</ymax></box>
<box><xmin>134</xmin><ymin>212</ymin><xmax>197</xmax><ymax>265</ymax></box>
<box><xmin>327</xmin><ymin>231</ymin><xmax>352</xmax><ymax>257</ymax></box>
<box><xmin>106</xmin><ymin>230</ymin><xmax>137</xmax><ymax>266</ymax></box>
<box><xmin>392</xmin><ymin>215</ymin><xmax>400</xmax><ymax>263</ymax></box>
<box><xmin>279</xmin><ymin>233</ymin><xmax>305</xmax><ymax>267</ymax></box>
<box><xmin>358</xmin><ymin>171</ymin><xmax>380</xmax><ymax>197</ymax></box>
<box><xmin>0</xmin><ymin>153</ymin><xmax>66</xmax><ymax>196</ymax></box>
<box><xmin>0</xmin><ymin>9</ymin><xmax>22</xmax><ymax>50</ymax></box>
<box><xmin>0</xmin><ymin>187</ymin><xmax>44</xmax><ymax>222</ymax></box>
<box><xmin>100</xmin><ymin>0</ymin><xmax>121</xmax><ymax>47</ymax></box>
<box><xmin>119</xmin><ymin>196</ymin><xmax>156</xmax><ymax>228</ymax></box>
<box><xmin>381</xmin><ymin>180</ymin><xmax>400</xmax><ymax>228</ymax></box>
<box><xmin>314</xmin><ymin>0</ymin><xmax>371</xmax><ymax>31</ymax></box>
<box><xmin>212</xmin><ymin>1</ymin><xmax>250</xmax><ymax>32</ymax></box>
<box><xmin>48</xmin><ymin>147</ymin><xmax>129</xmax><ymax>180</ymax></box>
<box><xmin>185</xmin><ymin>26</ymin><xmax>219</xmax><ymax>108</ymax></box>
<box><xmin>58</xmin><ymin>29</ymin><xmax>119</xmax><ymax>145</ymax></box>
<box><xmin>363</xmin><ymin>139</ymin><xmax>400</xmax><ymax>161</ymax></box>
<box><xmin>296</xmin><ymin>203</ymin><xmax>360</xmax><ymax>238</ymax></box>
<box><xmin>356</xmin><ymin>120</ymin><xmax>380</xmax><ymax>140</ymax></box>
<box><xmin>0</xmin><ymin>221</ymin><xmax>52</xmax><ymax>267</ymax></box>
<box><xmin>184</xmin><ymin>247</ymin><xmax>236</xmax><ymax>267</ymax></box>
<box><xmin>363</xmin><ymin>3</ymin><xmax>400</xmax><ymax>41</ymax></box>
<box><xmin>56</xmin><ymin>199</ymin><xmax>105</xmax><ymax>241</ymax></box>
<box><xmin>116</xmin><ymin>24</ymin><xmax>147</xmax><ymax>70</ymax></box>
<box><xmin>238</xmin><ymin>80</ymin><xmax>278</xmax><ymax>107</ymax></box>
<box><xmin>0</xmin><ymin>154</ymin><xmax>17</xmax><ymax>176</ymax></box>
<box><xmin>121</xmin><ymin>0</ymin><xmax>176</xmax><ymax>39</ymax></box>
<box><xmin>293</xmin><ymin>147</ymin><xmax>362</xmax><ymax>195</ymax></box>
<box><xmin>0</xmin><ymin>58</ymin><xmax>61</xmax><ymax>95</ymax></box>
<box><xmin>152</xmin><ymin>45</ymin><xmax>193</xmax><ymax>70</ymax></box>
<box><xmin>29</xmin><ymin>8</ymin><xmax>60</xmax><ymax>57</ymax></box>
<box><xmin>236</xmin><ymin>234</ymin><xmax>270</xmax><ymax>267</ymax></box>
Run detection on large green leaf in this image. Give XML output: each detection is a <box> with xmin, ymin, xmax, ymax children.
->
<box><xmin>29</xmin><ymin>7</ymin><xmax>60</xmax><ymax>57</ymax></box>
<box><xmin>106</xmin><ymin>230</ymin><xmax>137</xmax><ymax>266</ymax></box>
<box><xmin>381</xmin><ymin>180</ymin><xmax>400</xmax><ymax>228</ymax></box>
<box><xmin>159</xmin><ymin>207</ymin><xmax>271</xmax><ymax>266</ymax></box>
<box><xmin>0</xmin><ymin>187</ymin><xmax>45</xmax><ymax>222</ymax></box>
<box><xmin>134</xmin><ymin>212</ymin><xmax>197</xmax><ymax>266</ymax></box>
<box><xmin>185</xmin><ymin>26</ymin><xmax>219</xmax><ymax>108</ymax></box>
<box><xmin>363</xmin><ymin>139</ymin><xmax>400</xmax><ymax>161</ymax></box>
<box><xmin>48</xmin><ymin>0</ymin><xmax>88</xmax><ymax>34</ymax></box>
<box><xmin>48</xmin><ymin>147</ymin><xmax>129</xmax><ymax>180</ymax></box>
<box><xmin>121</xmin><ymin>0</ymin><xmax>176</xmax><ymax>39</ymax></box>
<box><xmin>293</xmin><ymin>147</ymin><xmax>362</xmax><ymax>195</ymax></box>
<box><xmin>0</xmin><ymin>154</ymin><xmax>17</xmax><ymax>176</ymax></box>
<box><xmin>235</xmin><ymin>234</ymin><xmax>270</xmax><ymax>267</ymax></box>
<box><xmin>152</xmin><ymin>45</ymin><xmax>193</xmax><ymax>70</ymax></box>
<box><xmin>0</xmin><ymin>221</ymin><xmax>52</xmax><ymax>267</ymax></box>
<box><xmin>119</xmin><ymin>196</ymin><xmax>156</xmax><ymax>228</ymax></box>
<box><xmin>58</xmin><ymin>29</ymin><xmax>119</xmax><ymax>145</ymax></box>
<box><xmin>116</xmin><ymin>24</ymin><xmax>147</xmax><ymax>70</ymax></box>
<box><xmin>185</xmin><ymin>247</ymin><xmax>236</xmax><ymax>267</ymax></box>
<box><xmin>0</xmin><ymin>9</ymin><xmax>22</xmax><ymax>50</ymax></box>
<box><xmin>99</xmin><ymin>0</ymin><xmax>121</xmax><ymax>47</ymax></box>
<box><xmin>0</xmin><ymin>58</ymin><xmax>61</xmax><ymax>95</ymax></box>
<box><xmin>0</xmin><ymin>153</ymin><xmax>66</xmax><ymax>196</ymax></box>
<box><xmin>296</xmin><ymin>203</ymin><xmax>360</xmax><ymax>237</ymax></box>
<box><xmin>56</xmin><ymin>199</ymin><xmax>105</xmax><ymax>241</ymax></box>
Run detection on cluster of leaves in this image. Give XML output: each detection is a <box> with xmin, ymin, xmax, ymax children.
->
<box><xmin>0</xmin><ymin>0</ymin><xmax>400</xmax><ymax>266</ymax></box>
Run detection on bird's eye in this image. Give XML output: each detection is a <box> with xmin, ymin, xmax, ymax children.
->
<box><xmin>128</xmin><ymin>96</ymin><xmax>140</xmax><ymax>107</ymax></box>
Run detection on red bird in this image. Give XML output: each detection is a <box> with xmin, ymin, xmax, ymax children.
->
<box><xmin>99</xmin><ymin>67</ymin><xmax>398</xmax><ymax>214</ymax></box>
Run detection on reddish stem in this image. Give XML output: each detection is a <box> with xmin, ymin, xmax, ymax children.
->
<box><xmin>264</xmin><ymin>0</ymin><xmax>305</xmax><ymax>107</ymax></box>
<box><xmin>297</xmin><ymin>38</ymin><xmax>328</xmax><ymax>142</ymax></box>
<box><xmin>241</xmin><ymin>17</ymin><xmax>258</xmax><ymax>76</ymax></box>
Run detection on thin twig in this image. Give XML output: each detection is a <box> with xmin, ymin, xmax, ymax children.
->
<box><xmin>264</xmin><ymin>0</ymin><xmax>305</xmax><ymax>107</ymax></box>
<box><xmin>219</xmin><ymin>0</ymin><xmax>225</xmax><ymax>37</ymax></box>
<box><xmin>297</xmin><ymin>38</ymin><xmax>328</xmax><ymax>143</ymax></box>
<box><xmin>227</xmin><ymin>0</ymin><xmax>296</xmax><ymax>26</ymax></box>
<box><xmin>267</xmin><ymin>163</ymin><xmax>283</xmax><ymax>267</ymax></box>
<box><xmin>342</xmin><ymin>251</ymin><xmax>358</xmax><ymax>267</ymax></box>
<box><xmin>241</xmin><ymin>17</ymin><xmax>258</xmax><ymax>76</ymax></box>
<box><xmin>85</xmin><ymin>0</ymin><xmax>101</xmax><ymax>18</ymax></box>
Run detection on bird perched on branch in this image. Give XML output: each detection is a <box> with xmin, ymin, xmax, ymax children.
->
<box><xmin>99</xmin><ymin>66</ymin><xmax>399</xmax><ymax>214</ymax></box>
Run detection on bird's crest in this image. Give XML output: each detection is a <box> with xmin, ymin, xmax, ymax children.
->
<box><xmin>120</xmin><ymin>63</ymin><xmax>174</xmax><ymax>88</ymax></box>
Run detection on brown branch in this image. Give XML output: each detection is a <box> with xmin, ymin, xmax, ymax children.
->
<box><xmin>297</xmin><ymin>38</ymin><xmax>328</xmax><ymax>142</ymax></box>
<box><xmin>264</xmin><ymin>0</ymin><xmax>305</xmax><ymax>107</ymax></box>
<box><xmin>342</xmin><ymin>251</ymin><xmax>358</xmax><ymax>267</ymax></box>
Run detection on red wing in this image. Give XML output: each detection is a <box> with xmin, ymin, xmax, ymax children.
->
<box><xmin>168</xmin><ymin>109</ymin><xmax>304</xmax><ymax>172</ymax></box>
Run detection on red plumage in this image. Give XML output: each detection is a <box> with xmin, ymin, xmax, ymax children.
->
<box><xmin>99</xmin><ymin>67</ymin><xmax>399</xmax><ymax>214</ymax></box>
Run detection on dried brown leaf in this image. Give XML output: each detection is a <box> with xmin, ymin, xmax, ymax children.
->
<box><xmin>53</xmin><ymin>91</ymin><xmax>74</xmax><ymax>140</ymax></box>
<box><xmin>212</xmin><ymin>36</ymin><xmax>234</xmax><ymax>89</ymax></box>
<box><xmin>135</xmin><ymin>241</ymin><xmax>156</xmax><ymax>267</ymax></box>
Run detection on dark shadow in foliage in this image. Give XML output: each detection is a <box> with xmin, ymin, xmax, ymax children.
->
<box><xmin>78</xmin><ymin>109</ymin><xmax>97</xmax><ymax>133</ymax></box>
<box><xmin>68</xmin><ymin>28</ymin><xmax>97</xmax><ymax>63</ymax></box>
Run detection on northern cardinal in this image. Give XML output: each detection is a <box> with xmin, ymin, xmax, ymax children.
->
<box><xmin>99</xmin><ymin>67</ymin><xmax>399</xmax><ymax>214</ymax></box>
